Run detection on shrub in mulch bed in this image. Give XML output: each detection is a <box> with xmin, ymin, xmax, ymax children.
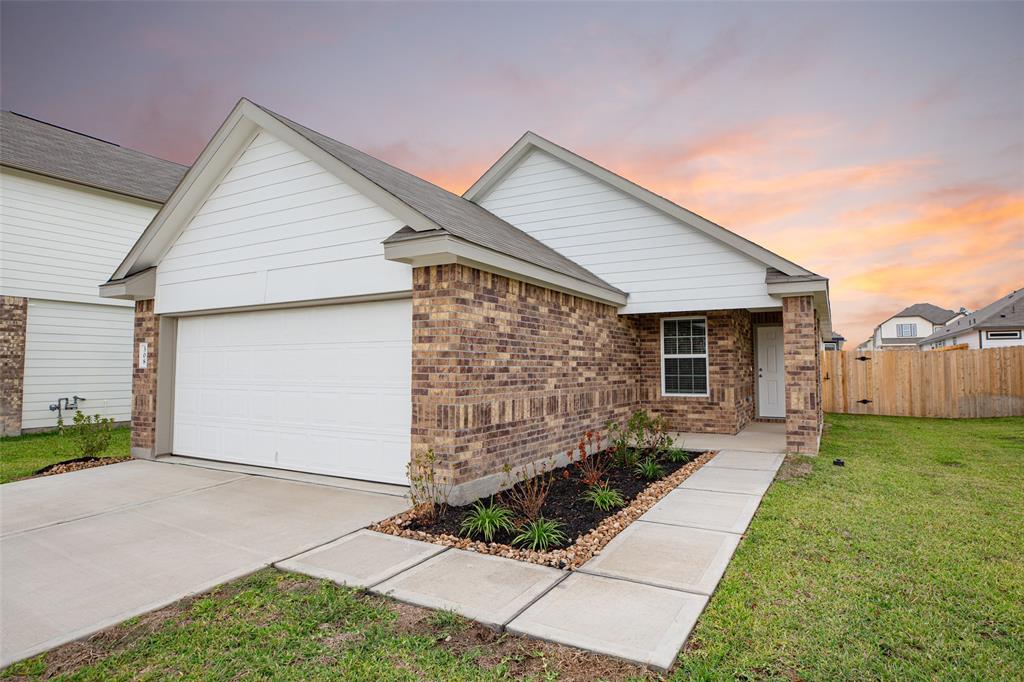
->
<box><xmin>370</xmin><ymin>449</ymin><xmax>716</xmax><ymax>570</ymax></box>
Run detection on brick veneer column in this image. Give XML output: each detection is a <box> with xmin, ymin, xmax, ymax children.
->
<box><xmin>1</xmin><ymin>296</ymin><xmax>28</xmax><ymax>436</ymax></box>
<box><xmin>132</xmin><ymin>299</ymin><xmax>159</xmax><ymax>456</ymax></box>
<box><xmin>783</xmin><ymin>295</ymin><xmax>820</xmax><ymax>454</ymax></box>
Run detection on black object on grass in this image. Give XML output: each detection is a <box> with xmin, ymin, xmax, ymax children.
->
<box><xmin>833</xmin><ymin>458</ymin><xmax>845</xmax><ymax>467</ymax></box>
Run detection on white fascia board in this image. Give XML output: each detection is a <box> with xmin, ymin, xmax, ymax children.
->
<box><xmin>109</xmin><ymin>99</ymin><xmax>445</xmax><ymax>282</ymax></box>
<box><xmin>99</xmin><ymin>267</ymin><xmax>156</xmax><ymax>300</ymax></box>
<box><xmin>384</xmin><ymin>234</ymin><xmax>628</xmax><ymax>307</ymax></box>
<box><xmin>465</xmin><ymin>132</ymin><xmax>815</xmax><ymax>277</ymax></box>
<box><xmin>768</xmin><ymin>280</ymin><xmax>833</xmax><ymax>340</ymax></box>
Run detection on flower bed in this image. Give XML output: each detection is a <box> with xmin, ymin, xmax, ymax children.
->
<box><xmin>371</xmin><ymin>411</ymin><xmax>716</xmax><ymax>569</ymax></box>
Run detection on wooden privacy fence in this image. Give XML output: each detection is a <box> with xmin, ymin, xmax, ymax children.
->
<box><xmin>821</xmin><ymin>347</ymin><xmax>1024</xmax><ymax>418</ymax></box>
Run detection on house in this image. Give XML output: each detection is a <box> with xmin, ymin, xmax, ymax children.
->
<box><xmin>862</xmin><ymin>303</ymin><xmax>959</xmax><ymax>351</ymax></box>
<box><xmin>919</xmin><ymin>288</ymin><xmax>1024</xmax><ymax>350</ymax></box>
<box><xmin>822</xmin><ymin>331</ymin><xmax>845</xmax><ymax>351</ymax></box>
<box><xmin>0</xmin><ymin>112</ymin><xmax>186</xmax><ymax>436</ymax></box>
<box><xmin>100</xmin><ymin>99</ymin><xmax>830</xmax><ymax>502</ymax></box>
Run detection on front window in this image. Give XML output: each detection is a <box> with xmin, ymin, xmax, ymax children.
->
<box><xmin>662</xmin><ymin>317</ymin><xmax>708</xmax><ymax>396</ymax></box>
<box><xmin>986</xmin><ymin>330</ymin><xmax>1021</xmax><ymax>340</ymax></box>
<box><xmin>897</xmin><ymin>323</ymin><xmax>918</xmax><ymax>338</ymax></box>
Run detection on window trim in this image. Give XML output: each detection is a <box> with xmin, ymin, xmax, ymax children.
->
<box><xmin>896</xmin><ymin>323</ymin><xmax>918</xmax><ymax>338</ymax></box>
<box><xmin>985</xmin><ymin>330</ymin><xmax>1022</xmax><ymax>340</ymax></box>
<box><xmin>660</xmin><ymin>315</ymin><xmax>709</xmax><ymax>398</ymax></box>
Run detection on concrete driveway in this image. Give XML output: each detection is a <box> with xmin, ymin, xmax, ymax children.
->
<box><xmin>0</xmin><ymin>459</ymin><xmax>408</xmax><ymax>667</ymax></box>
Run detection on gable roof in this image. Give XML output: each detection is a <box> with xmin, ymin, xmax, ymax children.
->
<box><xmin>0</xmin><ymin>111</ymin><xmax>187</xmax><ymax>203</ymax></box>
<box><xmin>107</xmin><ymin>99</ymin><xmax>623</xmax><ymax>305</ymax></box>
<box><xmin>464</xmin><ymin>131</ymin><xmax>820</xmax><ymax>278</ymax></box>
<box><xmin>254</xmin><ymin>105</ymin><xmax>620</xmax><ymax>295</ymax></box>
<box><xmin>919</xmin><ymin>288</ymin><xmax>1024</xmax><ymax>344</ymax></box>
<box><xmin>890</xmin><ymin>303</ymin><xmax>956</xmax><ymax>325</ymax></box>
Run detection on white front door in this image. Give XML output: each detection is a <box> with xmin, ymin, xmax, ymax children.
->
<box><xmin>172</xmin><ymin>299</ymin><xmax>412</xmax><ymax>484</ymax></box>
<box><xmin>756</xmin><ymin>326</ymin><xmax>785</xmax><ymax>418</ymax></box>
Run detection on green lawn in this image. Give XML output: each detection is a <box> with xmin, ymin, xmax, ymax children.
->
<box><xmin>0</xmin><ymin>427</ymin><xmax>131</xmax><ymax>484</ymax></box>
<box><xmin>3</xmin><ymin>414</ymin><xmax>1022</xmax><ymax>680</ymax></box>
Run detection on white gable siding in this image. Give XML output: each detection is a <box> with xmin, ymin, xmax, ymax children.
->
<box><xmin>0</xmin><ymin>168</ymin><xmax>158</xmax><ymax>307</ymax></box>
<box><xmin>155</xmin><ymin>130</ymin><xmax>411</xmax><ymax>314</ymax></box>
<box><xmin>21</xmin><ymin>299</ymin><xmax>133</xmax><ymax>430</ymax></box>
<box><xmin>476</xmin><ymin>149</ymin><xmax>777</xmax><ymax>314</ymax></box>
<box><xmin>879</xmin><ymin>316</ymin><xmax>935</xmax><ymax>342</ymax></box>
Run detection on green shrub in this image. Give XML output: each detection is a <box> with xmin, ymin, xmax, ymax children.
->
<box><xmin>512</xmin><ymin>518</ymin><xmax>566</xmax><ymax>551</ymax></box>
<box><xmin>635</xmin><ymin>457</ymin><xmax>665</xmax><ymax>481</ymax></box>
<box><xmin>459</xmin><ymin>499</ymin><xmax>516</xmax><ymax>542</ymax></box>
<box><xmin>581</xmin><ymin>484</ymin><xmax>625</xmax><ymax>512</ymax></box>
<box><xmin>58</xmin><ymin>411</ymin><xmax>113</xmax><ymax>458</ymax></box>
<box><xmin>664</xmin><ymin>448</ymin><xmax>691</xmax><ymax>464</ymax></box>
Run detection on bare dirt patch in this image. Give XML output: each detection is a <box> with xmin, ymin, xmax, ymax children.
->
<box><xmin>776</xmin><ymin>455</ymin><xmax>813</xmax><ymax>481</ymax></box>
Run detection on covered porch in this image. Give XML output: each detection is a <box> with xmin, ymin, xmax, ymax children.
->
<box><xmin>670</xmin><ymin>421</ymin><xmax>787</xmax><ymax>454</ymax></box>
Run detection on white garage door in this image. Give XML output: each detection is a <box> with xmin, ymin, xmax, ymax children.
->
<box><xmin>172</xmin><ymin>299</ymin><xmax>411</xmax><ymax>484</ymax></box>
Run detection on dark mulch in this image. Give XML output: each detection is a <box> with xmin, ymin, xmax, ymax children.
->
<box><xmin>413</xmin><ymin>449</ymin><xmax>700</xmax><ymax>547</ymax></box>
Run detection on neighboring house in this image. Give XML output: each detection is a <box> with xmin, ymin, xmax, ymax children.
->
<box><xmin>822</xmin><ymin>331</ymin><xmax>845</xmax><ymax>351</ymax></box>
<box><xmin>0</xmin><ymin>112</ymin><xmax>186</xmax><ymax>436</ymax></box>
<box><xmin>100</xmin><ymin>99</ymin><xmax>831</xmax><ymax>502</ymax></box>
<box><xmin>919</xmin><ymin>288</ymin><xmax>1024</xmax><ymax>350</ymax></box>
<box><xmin>863</xmin><ymin>303</ymin><xmax>959</xmax><ymax>351</ymax></box>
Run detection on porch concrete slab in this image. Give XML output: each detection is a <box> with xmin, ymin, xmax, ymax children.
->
<box><xmin>372</xmin><ymin>549</ymin><xmax>564</xmax><ymax>629</ymax></box>
<box><xmin>671</xmin><ymin>421</ymin><xmax>786</xmax><ymax>454</ymax></box>
<box><xmin>507</xmin><ymin>572</ymin><xmax>707</xmax><ymax>671</ymax></box>
<box><xmin>278</xmin><ymin>530</ymin><xmax>446</xmax><ymax>588</ymax></box>
<box><xmin>1</xmin><ymin>460</ymin><xmax>242</xmax><ymax>536</ymax></box>
<box><xmin>641</xmin><ymin>488</ymin><xmax>763</xmax><ymax>534</ymax></box>
<box><xmin>679</xmin><ymin>465</ymin><xmax>777</xmax><ymax>496</ymax></box>
<box><xmin>706</xmin><ymin>450</ymin><xmax>785</xmax><ymax>472</ymax></box>
<box><xmin>579</xmin><ymin>521</ymin><xmax>740</xmax><ymax>595</ymax></box>
<box><xmin>132</xmin><ymin>475</ymin><xmax>407</xmax><ymax>561</ymax></box>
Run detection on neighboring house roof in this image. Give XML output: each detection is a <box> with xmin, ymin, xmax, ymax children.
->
<box><xmin>890</xmin><ymin>303</ymin><xmax>956</xmax><ymax>325</ymax></box>
<box><xmin>0</xmin><ymin>111</ymin><xmax>187</xmax><ymax>203</ymax></box>
<box><xmin>919</xmin><ymin>287</ymin><xmax>1024</xmax><ymax>344</ymax></box>
<box><xmin>254</xmin><ymin>105</ymin><xmax>621</xmax><ymax>295</ymax></box>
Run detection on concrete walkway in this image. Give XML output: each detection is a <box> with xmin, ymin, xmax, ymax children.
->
<box><xmin>0</xmin><ymin>460</ymin><xmax>408</xmax><ymax>667</ymax></box>
<box><xmin>281</xmin><ymin>447</ymin><xmax>786</xmax><ymax>672</ymax></box>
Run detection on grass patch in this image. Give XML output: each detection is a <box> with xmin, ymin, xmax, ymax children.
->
<box><xmin>675</xmin><ymin>414</ymin><xmax>1024</xmax><ymax>680</ymax></box>
<box><xmin>0</xmin><ymin>427</ymin><xmax>131</xmax><ymax>484</ymax></box>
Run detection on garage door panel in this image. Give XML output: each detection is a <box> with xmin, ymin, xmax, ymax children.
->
<box><xmin>172</xmin><ymin>300</ymin><xmax>411</xmax><ymax>484</ymax></box>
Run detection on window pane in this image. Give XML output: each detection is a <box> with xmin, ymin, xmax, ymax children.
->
<box><xmin>692</xmin><ymin>336</ymin><xmax>706</xmax><ymax>354</ymax></box>
<box><xmin>663</xmin><ymin>320</ymin><xmax>677</xmax><ymax>337</ymax></box>
<box><xmin>664</xmin><ymin>336</ymin><xmax>677</xmax><ymax>354</ymax></box>
<box><xmin>664</xmin><ymin>357</ymin><xmax>707</xmax><ymax>395</ymax></box>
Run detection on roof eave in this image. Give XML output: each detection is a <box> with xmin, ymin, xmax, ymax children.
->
<box><xmin>383</xmin><ymin>232</ymin><xmax>628</xmax><ymax>307</ymax></box>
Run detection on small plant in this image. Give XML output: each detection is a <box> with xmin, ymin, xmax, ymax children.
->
<box><xmin>664</xmin><ymin>448</ymin><xmax>691</xmax><ymax>464</ymax></box>
<box><xmin>624</xmin><ymin>409</ymin><xmax>673</xmax><ymax>454</ymax></box>
<box><xmin>512</xmin><ymin>518</ymin><xmax>567</xmax><ymax>551</ymax></box>
<box><xmin>459</xmin><ymin>499</ymin><xmax>516</xmax><ymax>542</ymax></box>
<box><xmin>58</xmin><ymin>411</ymin><xmax>114</xmax><ymax>458</ymax></box>
<box><xmin>612</xmin><ymin>445</ymin><xmax>640</xmax><ymax>470</ymax></box>
<box><xmin>573</xmin><ymin>430</ymin><xmax>611</xmax><ymax>486</ymax></box>
<box><xmin>581</xmin><ymin>484</ymin><xmax>625</xmax><ymax>512</ymax></box>
<box><xmin>635</xmin><ymin>456</ymin><xmax>665</xmax><ymax>481</ymax></box>
<box><xmin>407</xmin><ymin>448</ymin><xmax>452</xmax><ymax>523</ymax></box>
<box><xmin>501</xmin><ymin>459</ymin><xmax>555</xmax><ymax>522</ymax></box>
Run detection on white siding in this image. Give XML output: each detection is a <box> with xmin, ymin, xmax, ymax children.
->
<box><xmin>878</xmin><ymin>316</ymin><xmax>935</xmax><ymax>342</ymax></box>
<box><xmin>155</xmin><ymin>130</ymin><xmax>411</xmax><ymax>314</ymax></box>
<box><xmin>0</xmin><ymin>168</ymin><xmax>158</xmax><ymax>306</ymax></box>
<box><xmin>476</xmin><ymin>149</ymin><xmax>778</xmax><ymax>314</ymax></box>
<box><xmin>923</xmin><ymin>328</ymin><xmax>1024</xmax><ymax>350</ymax></box>
<box><xmin>21</xmin><ymin>299</ymin><xmax>133</xmax><ymax>430</ymax></box>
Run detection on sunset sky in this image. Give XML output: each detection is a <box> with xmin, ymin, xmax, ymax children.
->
<box><xmin>2</xmin><ymin>1</ymin><xmax>1021</xmax><ymax>344</ymax></box>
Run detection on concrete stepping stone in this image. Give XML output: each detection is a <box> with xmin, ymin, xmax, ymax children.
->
<box><xmin>679</xmin><ymin>465</ymin><xmax>777</xmax><ymax>496</ymax></box>
<box><xmin>706</xmin><ymin>450</ymin><xmax>785</xmax><ymax>472</ymax></box>
<box><xmin>371</xmin><ymin>549</ymin><xmax>564</xmax><ymax>629</ymax></box>
<box><xmin>508</xmin><ymin>572</ymin><xmax>707</xmax><ymax>671</ymax></box>
<box><xmin>578</xmin><ymin>521</ymin><xmax>739</xmax><ymax>595</ymax></box>
<box><xmin>277</xmin><ymin>530</ymin><xmax>445</xmax><ymax>588</ymax></box>
<box><xmin>641</xmin><ymin>488</ymin><xmax>762</xmax><ymax>534</ymax></box>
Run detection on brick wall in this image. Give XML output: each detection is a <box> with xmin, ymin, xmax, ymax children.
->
<box><xmin>1</xmin><ymin>296</ymin><xmax>28</xmax><ymax>436</ymax></box>
<box><xmin>411</xmin><ymin>264</ymin><xmax>641</xmax><ymax>495</ymax></box>
<box><xmin>636</xmin><ymin>309</ymin><xmax>754</xmax><ymax>434</ymax></box>
<box><xmin>783</xmin><ymin>295</ymin><xmax>820</xmax><ymax>453</ymax></box>
<box><xmin>132</xmin><ymin>299</ymin><xmax>159</xmax><ymax>454</ymax></box>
